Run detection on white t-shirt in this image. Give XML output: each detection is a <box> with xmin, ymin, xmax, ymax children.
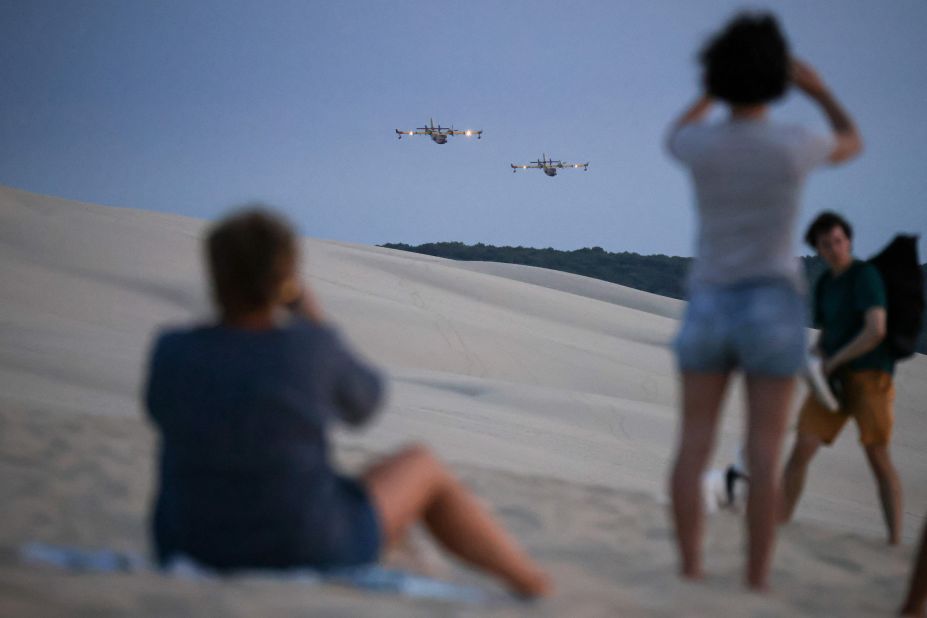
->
<box><xmin>669</xmin><ymin>119</ymin><xmax>835</xmax><ymax>291</ymax></box>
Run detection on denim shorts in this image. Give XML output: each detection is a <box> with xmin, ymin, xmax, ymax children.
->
<box><xmin>674</xmin><ymin>279</ymin><xmax>807</xmax><ymax>376</ymax></box>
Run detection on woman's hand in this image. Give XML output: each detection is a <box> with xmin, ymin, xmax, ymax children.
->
<box><xmin>673</xmin><ymin>95</ymin><xmax>714</xmax><ymax>127</ymax></box>
<box><xmin>791</xmin><ymin>58</ymin><xmax>829</xmax><ymax>100</ymax></box>
<box><xmin>288</xmin><ymin>284</ymin><xmax>326</xmax><ymax>324</ymax></box>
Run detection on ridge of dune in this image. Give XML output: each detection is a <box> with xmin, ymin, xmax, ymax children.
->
<box><xmin>453</xmin><ymin>260</ymin><xmax>686</xmax><ymax>320</ymax></box>
<box><xmin>328</xmin><ymin>242</ymin><xmax>686</xmax><ymax>320</ymax></box>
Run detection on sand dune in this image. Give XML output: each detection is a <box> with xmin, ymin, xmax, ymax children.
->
<box><xmin>1</xmin><ymin>184</ymin><xmax>925</xmax><ymax>616</ymax></box>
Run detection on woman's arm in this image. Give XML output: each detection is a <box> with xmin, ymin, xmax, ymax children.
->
<box><xmin>792</xmin><ymin>59</ymin><xmax>863</xmax><ymax>164</ymax></box>
<box><xmin>144</xmin><ymin>333</ymin><xmax>171</xmax><ymax>429</ymax></box>
<box><xmin>671</xmin><ymin>95</ymin><xmax>714</xmax><ymax>129</ymax></box>
<box><xmin>287</xmin><ymin>284</ymin><xmax>383</xmax><ymax>425</ymax></box>
<box><xmin>665</xmin><ymin>95</ymin><xmax>713</xmax><ymax>159</ymax></box>
<box><xmin>326</xmin><ymin>330</ymin><xmax>384</xmax><ymax>426</ymax></box>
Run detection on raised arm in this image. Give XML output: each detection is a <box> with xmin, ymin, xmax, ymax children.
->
<box><xmin>792</xmin><ymin>59</ymin><xmax>863</xmax><ymax>164</ymax></box>
<box><xmin>665</xmin><ymin>95</ymin><xmax>713</xmax><ymax>159</ymax></box>
<box><xmin>144</xmin><ymin>333</ymin><xmax>172</xmax><ymax>429</ymax></box>
<box><xmin>287</xmin><ymin>285</ymin><xmax>383</xmax><ymax>425</ymax></box>
<box><xmin>671</xmin><ymin>95</ymin><xmax>714</xmax><ymax>129</ymax></box>
<box><xmin>331</xmin><ymin>341</ymin><xmax>384</xmax><ymax>426</ymax></box>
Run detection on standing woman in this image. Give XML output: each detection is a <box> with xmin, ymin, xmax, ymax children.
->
<box><xmin>145</xmin><ymin>209</ymin><xmax>550</xmax><ymax>597</ymax></box>
<box><xmin>665</xmin><ymin>13</ymin><xmax>862</xmax><ymax>590</ymax></box>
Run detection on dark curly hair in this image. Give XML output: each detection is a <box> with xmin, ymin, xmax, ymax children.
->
<box><xmin>804</xmin><ymin>211</ymin><xmax>854</xmax><ymax>249</ymax></box>
<box><xmin>701</xmin><ymin>13</ymin><xmax>790</xmax><ymax>105</ymax></box>
<box><xmin>206</xmin><ymin>207</ymin><xmax>298</xmax><ymax>319</ymax></box>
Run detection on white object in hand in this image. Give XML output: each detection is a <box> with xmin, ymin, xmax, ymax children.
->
<box><xmin>805</xmin><ymin>355</ymin><xmax>840</xmax><ymax>412</ymax></box>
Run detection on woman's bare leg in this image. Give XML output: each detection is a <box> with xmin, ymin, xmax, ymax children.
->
<box><xmin>744</xmin><ymin>375</ymin><xmax>795</xmax><ymax>591</ymax></box>
<box><xmin>363</xmin><ymin>444</ymin><xmax>551</xmax><ymax>597</ymax></box>
<box><xmin>670</xmin><ymin>372</ymin><xmax>730</xmax><ymax>580</ymax></box>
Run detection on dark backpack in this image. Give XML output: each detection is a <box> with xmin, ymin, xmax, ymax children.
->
<box><xmin>867</xmin><ymin>235</ymin><xmax>925</xmax><ymax>360</ymax></box>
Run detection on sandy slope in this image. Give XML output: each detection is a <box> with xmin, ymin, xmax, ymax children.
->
<box><xmin>0</xmin><ymin>184</ymin><xmax>924</xmax><ymax>616</ymax></box>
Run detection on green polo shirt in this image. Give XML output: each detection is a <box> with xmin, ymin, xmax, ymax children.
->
<box><xmin>815</xmin><ymin>260</ymin><xmax>895</xmax><ymax>374</ymax></box>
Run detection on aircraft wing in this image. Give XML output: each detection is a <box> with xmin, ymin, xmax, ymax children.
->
<box><xmin>395</xmin><ymin>129</ymin><xmax>427</xmax><ymax>136</ymax></box>
<box><xmin>511</xmin><ymin>163</ymin><xmax>541</xmax><ymax>170</ymax></box>
<box><xmin>558</xmin><ymin>162</ymin><xmax>589</xmax><ymax>169</ymax></box>
<box><xmin>449</xmin><ymin>129</ymin><xmax>482</xmax><ymax>137</ymax></box>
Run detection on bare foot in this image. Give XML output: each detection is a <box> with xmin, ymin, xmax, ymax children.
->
<box><xmin>680</xmin><ymin>566</ymin><xmax>705</xmax><ymax>582</ymax></box>
<box><xmin>511</xmin><ymin>568</ymin><xmax>553</xmax><ymax>598</ymax></box>
<box><xmin>747</xmin><ymin>579</ymin><xmax>772</xmax><ymax>594</ymax></box>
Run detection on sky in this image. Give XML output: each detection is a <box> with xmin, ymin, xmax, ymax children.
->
<box><xmin>1</xmin><ymin>0</ymin><xmax>925</xmax><ymax>258</ymax></box>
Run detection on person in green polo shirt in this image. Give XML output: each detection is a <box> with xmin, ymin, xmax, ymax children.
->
<box><xmin>779</xmin><ymin>211</ymin><xmax>902</xmax><ymax>545</ymax></box>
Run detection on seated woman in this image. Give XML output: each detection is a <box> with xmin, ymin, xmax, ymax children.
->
<box><xmin>145</xmin><ymin>208</ymin><xmax>550</xmax><ymax>597</ymax></box>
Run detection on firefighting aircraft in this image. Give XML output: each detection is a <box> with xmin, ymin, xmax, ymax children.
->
<box><xmin>511</xmin><ymin>154</ymin><xmax>589</xmax><ymax>177</ymax></box>
<box><xmin>395</xmin><ymin>118</ymin><xmax>482</xmax><ymax>144</ymax></box>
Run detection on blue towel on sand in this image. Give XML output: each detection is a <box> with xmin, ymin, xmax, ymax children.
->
<box><xmin>20</xmin><ymin>542</ymin><xmax>491</xmax><ymax>604</ymax></box>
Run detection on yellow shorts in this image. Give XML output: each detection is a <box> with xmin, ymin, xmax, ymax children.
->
<box><xmin>797</xmin><ymin>370</ymin><xmax>895</xmax><ymax>446</ymax></box>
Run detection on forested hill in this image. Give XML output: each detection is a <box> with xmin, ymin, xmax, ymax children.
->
<box><xmin>380</xmin><ymin>241</ymin><xmax>927</xmax><ymax>354</ymax></box>
<box><xmin>380</xmin><ymin>241</ymin><xmax>823</xmax><ymax>300</ymax></box>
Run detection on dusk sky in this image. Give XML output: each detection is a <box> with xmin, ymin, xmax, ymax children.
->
<box><xmin>1</xmin><ymin>1</ymin><xmax>925</xmax><ymax>258</ymax></box>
